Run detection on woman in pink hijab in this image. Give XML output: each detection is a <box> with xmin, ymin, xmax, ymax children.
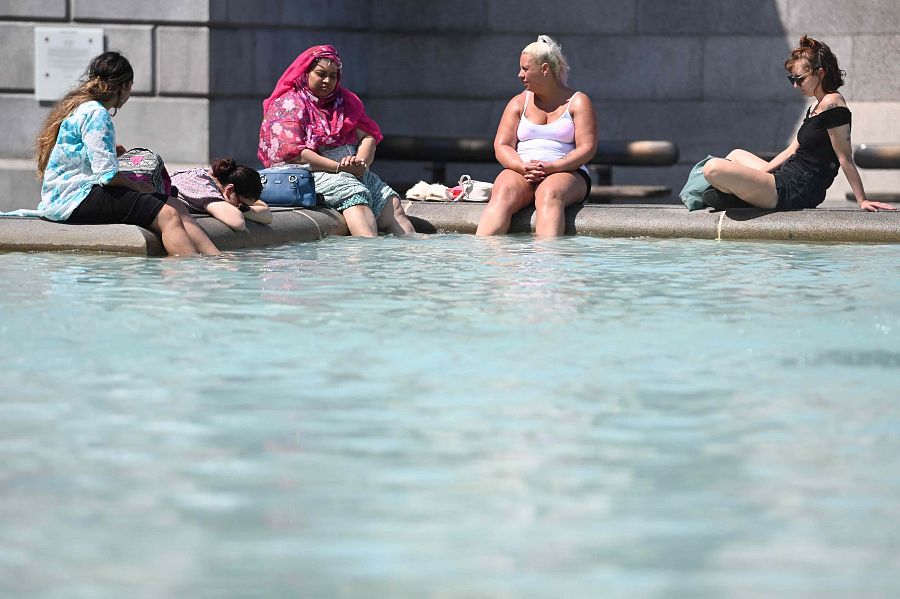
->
<box><xmin>258</xmin><ymin>45</ymin><xmax>414</xmax><ymax>237</ymax></box>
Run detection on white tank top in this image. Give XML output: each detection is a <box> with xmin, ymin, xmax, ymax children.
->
<box><xmin>516</xmin><ymin>91</ymin><xmax>586</xmax><ymax>172</ymax></box>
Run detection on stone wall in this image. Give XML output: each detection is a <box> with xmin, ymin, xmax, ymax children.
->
<box><xmin>1</xmin><ymin>0</ymin><xmax>898</xmax><ymax>211</ymax></box>
<box><xmin>0</xmin><ymin>0</ymin><xmax>213</xmax><ymax>208</ymax></box>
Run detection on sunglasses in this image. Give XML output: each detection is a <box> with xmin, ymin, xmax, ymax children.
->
<box><xmin>787</xmin><ymin>73</ymin><xmax>810</xmax><ymax>86</ymax></box>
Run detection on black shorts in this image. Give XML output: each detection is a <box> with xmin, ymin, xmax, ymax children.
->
<box><xmin>773</xmin><ymin>158</ymin><xmax>827</xmax><ymax>210</ymax></box>
<box><xmin>573</xmin><ymin>168</ymin><xmax>592</xmax><ymax>202</ymax></box>
<box><xmin>67</xmin><ymin>185</ymin><xmax>168</xmax><ymax>229</ymax></box>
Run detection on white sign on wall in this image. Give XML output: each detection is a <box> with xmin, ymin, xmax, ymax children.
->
<box><xmin>34</xmin><ymin>27</ymin><xmax>104</xmax><ymax>101</ymax></box>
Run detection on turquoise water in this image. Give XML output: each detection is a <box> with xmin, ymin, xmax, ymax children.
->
<box><xmin>2</xmin><ymin>235</ymin><xmax>900</xmax><ymax>598</ymax></box>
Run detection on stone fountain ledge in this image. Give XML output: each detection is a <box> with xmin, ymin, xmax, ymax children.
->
<box><xmin>2</xmin><ymin>203</ymin><xmax>900</xmax><ymax>256</ymax></box>
<box><xmin>402</xmin><ymin>202</ymin><xmax>900</xmax><ymax>243</ymax></box>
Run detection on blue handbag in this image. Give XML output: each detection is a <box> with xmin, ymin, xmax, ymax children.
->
<box><xmin>259</xmin><ymin>167</ymin><xmax>317</xmax><ymax>208</ymax></box>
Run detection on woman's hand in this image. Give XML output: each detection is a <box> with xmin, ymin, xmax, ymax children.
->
<box><xmin>859</xmin><ymin>199</ymin><xmax>897</xmax><ymax>212</ymax></box>
<box><xmin>336</xmin><ymin>155</ymin><xmax>367</xmax><ymax>178</ymax></box>
<box><xmin>523</xmin><ymin>160</ymin><xmax>548</xmax><ymax>185</ymax></box>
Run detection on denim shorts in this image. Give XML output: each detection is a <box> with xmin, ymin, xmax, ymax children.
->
<box><xmin>773</xmin><ymin>158</ymin><xmax>826</xmax><ymax>210</ymax></box>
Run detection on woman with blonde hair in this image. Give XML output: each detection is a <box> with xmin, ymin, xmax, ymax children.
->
<box><xmin>476</xmin><ymin>35</ymin><xmax>598</xmax><ymax>236</ymax></box>
<box><xmin>6</xmin><ymin>51</ymin><xmax>219</xmax><ymax>255</ymax></box>
<box><xmin>702</xmin><ymin>36</ymin><xmax>895</xmax><ymax>212</ymax></box>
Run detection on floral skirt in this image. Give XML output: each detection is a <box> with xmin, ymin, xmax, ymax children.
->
<box><xmin>313</xmin><ymin>145</ymin><xmax>397</xmax><ymax>217</ymax></box>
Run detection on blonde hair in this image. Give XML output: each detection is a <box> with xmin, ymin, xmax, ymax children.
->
<box><xmin>521</xmin><ymin>35</ymin><xmax>570</xmax><ymax>85</ymax></box>
<box><xmin>35</xmin><ymin>51</ymin><xmax>133</xmax><ymax>178</ymax></box>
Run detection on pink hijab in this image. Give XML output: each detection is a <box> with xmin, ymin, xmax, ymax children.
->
<box><xmin>260</xmin><ymin>45</ymin><xmax>382</xmax><ymax>158</ymax></box>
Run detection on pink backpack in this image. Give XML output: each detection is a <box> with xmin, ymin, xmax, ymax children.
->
<box><xmin>117</xmin><ymin>148</ymin><xmax>173</xmax><ymax>196</ymax></box>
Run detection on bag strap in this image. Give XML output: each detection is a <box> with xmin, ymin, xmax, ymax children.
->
<box><xmin>456</xmin><ymin>175</ymin><xmax>473</xmax><ymax>202</ymax></box>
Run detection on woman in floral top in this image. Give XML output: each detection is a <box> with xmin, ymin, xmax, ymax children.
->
<box><xmin>14</xmin><ymin>51</ymin><xmax>218</xmax><ymax>256</ymax></box>
<box><xmin>258</xmin><ymin>45</ymin><xmax>414</xmax><ymax>237</ymax></box>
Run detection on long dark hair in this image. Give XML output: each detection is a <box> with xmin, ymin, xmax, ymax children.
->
<box><xmin>211</xmin><ymin>157</ymin><xmax>263</xmax><ymax>199</ymax></box>
<box><xmin>784</xmin><ymin>35</ymin><xmax>845</xmax><ymax>92</ymax></box>
<box><xmin>35</xmin><ymin>51</ymin><xmax>134</xmax><ymax>177</ymax></box>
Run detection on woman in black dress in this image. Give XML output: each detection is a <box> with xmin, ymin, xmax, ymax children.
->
<box><xmin>702</xmin><ymin>36</ymin><xmax>895</xmax><ymax>212</ymax></box>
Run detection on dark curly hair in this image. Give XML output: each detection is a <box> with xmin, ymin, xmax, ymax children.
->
<box><xmin>784</xmin><ymin>35</ymin><xmax>845</xmax><ymax>92</ymax></box>
<box><xmin>211</xmin><ymin>157</ymin><xmax>263</xmax><ymax>200</ymax></box>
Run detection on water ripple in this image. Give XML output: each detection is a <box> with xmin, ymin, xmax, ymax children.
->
<box><xmin>2</xmin><ymin>237</ymin><xmax>900</xmax><ymax>596</ymax></box>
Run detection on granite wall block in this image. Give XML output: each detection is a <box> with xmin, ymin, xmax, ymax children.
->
<box><xmin>0</xmin><ymin>161</ymin><xmax>41</xmax><ymax>211</ymax></box>
<box><xmin>564</xmin><ymin>36</ymin><xmax>703</xmax><ymax>101</ymax></box>
<box><xmin>0</xmin><ymin>96</ymin><xmax>49</xmax><ymax>159</ymax></box>
<box><xmin>845</xmin><ymin>101</ymin><xmax>900</xmax><ymax>144</ymax></box>
<box><xmin>0</xmin><ymin>23</ymin><xmax>154</xmax><ymax>94</ymax></box>
<box><xmin>158</xmin><ymin>26</ymin><xmax>209</xmax><ymax>95</ymax></box>
<box><xmin>637</xmin><ymin>0</ymin><xmax>788</xmax><ymax>35</ymax></box>
<box><xmin>368</xmin><ymin>33</ymin><xmax>526</xmax><ymax>98</ymax></box>
<box><xmin>114</xmin><ymin>98</ymin><xmax>209</xmax><ymax>163</ymax></box>
<box><xmin>371</xmin><ymin>0</ymin><xmax>487</xmax><ymax>31</ymax></box>
<box><xmin>367</xmin><ymin>98</ymin><xmax>499</xmax><ymax>138</ymax></box>
<box><xmin>105</xmin><ymin>26</ymin><xmax>154</xmax><ymax>94</ymax></box>
<box><xmin>0</xmin><ymin>0</ymin><xmax>66</xmax><ymax>20</ymax></box>
<box><xmin>782</xmin><ymin>0</ymin><xmax>900</xmax><ymax>35</ymax></box>
<box><xmin>851</xmin><ymin>35</ymin><xmax>900</xmax><ymax>101</ymax></box>
<box><xmin>702</xmin><ymin>36</ymin><xmax>822</xmax><ymax>101</ymax></box>
<box><xmin>209</xmin><ymin>99</ymin><xmax>265</xmax><ymax>165</ymax></box>
<box><xmin>73</xmin><ymin>0</ymin><xmax>209</xmax><ymax>24</ymax></box>
<box><xmin>0</xmin><ymin>23</ymin><xmax>33</xmax><ymax>90</ymax></box>
<box><xmin>209</xmin><ymin>0</ymin><xmax>370</xmax><ymax>29</ymax></box>
<box><xmin>486</xmin><ymin>0</ymin><xmax>636</xmax><ymax>34</ymax></box>
<box><xmin>209</xmin><ymin>28</ymin><xmax>256</xmax><ymax>96</ymax></box>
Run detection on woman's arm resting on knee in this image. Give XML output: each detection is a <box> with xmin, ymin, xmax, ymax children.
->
<box><xmin>494</xmin><ymin>95</ymin><xmax>528</xmax><ymax>174</ymax></box>
<box><xmin>829</xmin><ymin>125</ymin><xmax>896</xmax><ymax>211</ymax></box>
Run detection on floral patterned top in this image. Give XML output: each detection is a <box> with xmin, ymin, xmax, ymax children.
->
<box><xmin>15</xmin><ymin>101</ymin><xmax>119</xmax><ymax>221</ymax></box>
<box><xmin>258</xmin><ymin>90</ymin><xmax>361</xmax><ymax>167</ymax></box>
